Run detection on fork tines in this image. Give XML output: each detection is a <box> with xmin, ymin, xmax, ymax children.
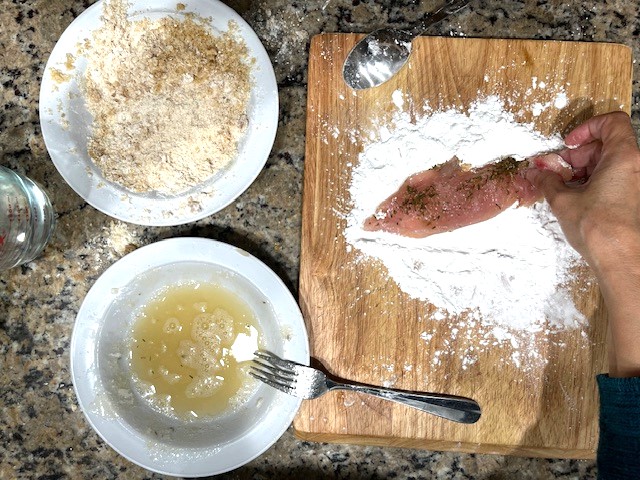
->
<box><xmin>254</xmin><ymin>350</ymin><xmax>300</xmax><ymax>369</ymax></box>
<box><xmin>249</xmin><ymin>350</ymin><xmax>298</xmax><ymax>394</ymax></box>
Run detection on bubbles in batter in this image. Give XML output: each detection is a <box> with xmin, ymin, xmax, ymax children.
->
<box><xmin>129</xmin><ymin>281</ymin><xmax>262</xmax><ymax>420</ymax></box>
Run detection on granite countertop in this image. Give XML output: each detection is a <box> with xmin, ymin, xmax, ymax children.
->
<box><xmin>1</xmin><ymin>0</ymin><xmax>638</xmax><ymax>478</ymax></box>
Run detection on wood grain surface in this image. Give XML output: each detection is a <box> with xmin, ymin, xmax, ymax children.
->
<box><xmin>296</xmin><ymin>34</ymin><xmax>632</xmax><ymax>458</ymax></box>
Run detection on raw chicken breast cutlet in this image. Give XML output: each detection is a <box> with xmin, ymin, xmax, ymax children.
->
<box><xmin>363</xmin><ymin>154</ymin><xmax>571</xmax><ymax>238</ymax></box>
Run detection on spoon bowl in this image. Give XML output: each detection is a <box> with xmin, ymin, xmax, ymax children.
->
<box><xmin>342</xmin><ymin>28</ymin><xmax>414</xmax><ymax>90</ymax></box>
<box><xmin>342</xmin><ymin>0</ymin><xmax>471</xmax><ymax>90</ymax></box>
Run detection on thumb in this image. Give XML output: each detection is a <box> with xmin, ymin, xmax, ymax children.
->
<box><xmin>525</xmin><ymin>167</ymin><xmax>569</xmax><ymax>202</ymax></box>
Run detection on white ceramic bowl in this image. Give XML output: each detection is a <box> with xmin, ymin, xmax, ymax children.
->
<box><xmin>70</xmin><ymin>238</ymin><xmax>309</xmax><ymax>477</ymax></box>
<box><xmin>40</xmin><ymin>0</ymin><xmax>278</xmax><ymax>226</ymax></box>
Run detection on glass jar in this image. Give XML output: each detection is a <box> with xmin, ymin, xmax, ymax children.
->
<box><xmin>0</xmin><ymin>166</ymin><xmax>55</xmax><ymax>271</ymax></box>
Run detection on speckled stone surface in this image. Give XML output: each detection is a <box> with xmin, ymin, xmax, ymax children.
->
<box><xmin>1</xmin><ymin>0</ymin><xmax>638</xmax><ymax>478</ymax></box>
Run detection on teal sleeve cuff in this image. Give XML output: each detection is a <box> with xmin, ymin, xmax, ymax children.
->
<box><xmin>596</xmin><ymin>374</ymin><xmax>640</xmax><ymax>479</ymax></box>
<box><xmin>597</xmin><ymin>374</ymin><xmax>640</xmax><ymax>433</ymax></box>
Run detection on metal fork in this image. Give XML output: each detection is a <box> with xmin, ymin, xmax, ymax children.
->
<box><xmin>250</xmin><ymin>350</ymin><xmax>481</xmax><ymax>424</ymax></box>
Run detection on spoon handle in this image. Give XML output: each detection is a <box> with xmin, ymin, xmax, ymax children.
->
<box><xmin>408</xmin><ymin>0</ymin><xmax>471</xmax><ymax>38</ymax></box>
<box><xmin>326</xmin><ymin>379</ymin><xmax>482</xmax><ymax>424</ymax></box>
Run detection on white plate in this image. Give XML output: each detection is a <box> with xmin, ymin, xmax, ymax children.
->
<box><xmin>70</xmin><ymin>238</ymin><xmax>309</xmax><ymax>477</ymax></box>
<box><xmin>40</xmin><ymin>0</ymin><xmax>278</xmax><ymax>226</ymax></box>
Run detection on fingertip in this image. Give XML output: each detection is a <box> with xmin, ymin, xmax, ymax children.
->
<box><xmin>556</xmin><ymin>147</ymin><xmax>576</xmax><ymax>167</ymax></box>
<box><xmin>525</xmin><ymin>167</ymin><xmax>566</xmax><ymax>197</ymax></box>
<box><xmin>564</xmin><ymin>111</ymin><xmax>634</xmax><ymax>148</ymax></box>
<box><xmin>564</xmin><ymin>122</ymin><xmax>591</xmax><ymax>148</ymax></box>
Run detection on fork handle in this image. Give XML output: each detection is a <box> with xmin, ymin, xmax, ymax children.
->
<box><xmin>327</xmin><ymin>380</ymin><xmax>481</xmax><ymax>424</ymax></box>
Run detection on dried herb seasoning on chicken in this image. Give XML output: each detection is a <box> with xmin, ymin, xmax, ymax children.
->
<box><xmin>364</xmin><ymin>154</ymin><xmax>571</xmax><ymax>238</ymax></box>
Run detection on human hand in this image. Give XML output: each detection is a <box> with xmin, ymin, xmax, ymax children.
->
<box><xmin>526</xmin><ymin>112</ymin><xmax>640</xmax><ymax>276</ymax></box>
<box><xmin>526</xmin><ymin>111</ymin><xmax>640</xmax><ymax>378</ymax></box>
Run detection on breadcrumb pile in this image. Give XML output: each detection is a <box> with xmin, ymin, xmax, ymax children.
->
<box><xmin>81</xmin><ymin>0</ymin><xmax>253</xmax><ymax>195</ymax></box>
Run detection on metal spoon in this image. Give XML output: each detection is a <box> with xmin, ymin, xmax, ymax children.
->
<box><xmin>342</xmin><ymin>0</ymin><xmax>472</xmax><ymax>90</ymax></box>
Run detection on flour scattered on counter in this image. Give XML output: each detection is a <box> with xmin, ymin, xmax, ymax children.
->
<box><xmin>345</xmin><ymin>96</ymin><xmax>585</xmax><ymax>341</ymax></box>
<box><xmin>104</xmin><ymin>221</ymin><xmax>137</xmax><ymax>256</ymax></box>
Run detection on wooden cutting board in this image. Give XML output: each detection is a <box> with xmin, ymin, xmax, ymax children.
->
<box><xmin>296</xmin><ymin>34</ymin><xmax>632</xmax><ymax>458</ymax></box>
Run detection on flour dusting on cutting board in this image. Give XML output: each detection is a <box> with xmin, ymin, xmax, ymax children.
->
<box><xmin>344</xmin><ymin>95</ymin><xmax>586</xmax><ymax>369</ymax></box>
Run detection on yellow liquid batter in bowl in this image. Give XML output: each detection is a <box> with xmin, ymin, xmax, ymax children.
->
<box><xmin>130</xmin><ymin>281</ymin><xmax>262</xmax><ymax>420</ymax></box>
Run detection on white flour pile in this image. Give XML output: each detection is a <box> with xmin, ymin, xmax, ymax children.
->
<box><xmin>345</xmin><ymin>95</ymin><xmax>585</xmax><ymax>336</ymax></box>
